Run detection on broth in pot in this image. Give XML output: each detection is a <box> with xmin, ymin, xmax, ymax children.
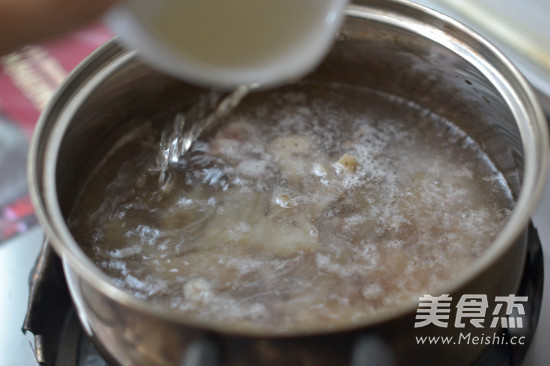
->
<box><xmin>68</xmin><ymin>81</ymin><xmax>514</xmax><ymax>333</ymax></box>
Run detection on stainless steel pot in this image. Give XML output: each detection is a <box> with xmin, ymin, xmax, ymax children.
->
<box><xmin>29</xmin><ymin>0</ymin><xmax>548</xmax><ymax>365</ymax></box>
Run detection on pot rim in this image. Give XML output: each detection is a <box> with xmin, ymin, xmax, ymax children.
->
<box><xmin>28</xmin><ymin>0</ymin><xmax>549</xmax><ymax>337</ymax></box>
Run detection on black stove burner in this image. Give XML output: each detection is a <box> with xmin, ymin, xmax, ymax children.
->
<box><xmin>22</xmin><ymin>223</ymin><xmax>544</xmax><ymax>366</ymax></box>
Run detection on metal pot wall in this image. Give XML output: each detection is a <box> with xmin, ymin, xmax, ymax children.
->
<box><xmin>28</xmin><ymin>0</ymin><xmax>548</xmax><ymax>365</ymax></box>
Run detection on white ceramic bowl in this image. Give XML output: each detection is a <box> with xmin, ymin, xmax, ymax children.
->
<box><xmin>105</xmin><ymin>0</ymin><xmax>349</xmax><ymax>89</ymax></box>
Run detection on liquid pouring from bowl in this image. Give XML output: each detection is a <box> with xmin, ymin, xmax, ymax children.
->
<box><xmin>105</xmin><ymin>0</ymin><xmax>349</xmax><ymax>181</ymax></box>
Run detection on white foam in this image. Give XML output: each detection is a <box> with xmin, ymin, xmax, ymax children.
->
<box><xmin>108</xmin><ymin>245</ymin><xmax>142</xmax><ymax>259</ymax></box>
<box><xmin>72</xmin><ymin>83</ymin><xmax>515</xmax><ymax>331</ymax></box>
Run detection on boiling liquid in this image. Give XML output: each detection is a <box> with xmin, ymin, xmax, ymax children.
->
<box><xmin>146</xmin><ymin>0</ymin><xmax>328</xmax><ymax>68</ymax></box>
<box><xmin>69</xmin><ymin>82</ymin><xmax>514</xmax><ymax>332</ymax></box>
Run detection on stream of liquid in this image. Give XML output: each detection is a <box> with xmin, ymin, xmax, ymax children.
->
<box><xmin>155</xmin><ymin>84</ymin><xmax>255</xmax><ymax>190</ymax></box>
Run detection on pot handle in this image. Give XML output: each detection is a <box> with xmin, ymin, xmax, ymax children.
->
<box><xmin>180</xmin><ymin>337</ymin><xmax>221</xmax><ymax>366</ymax></box>
<box><xmin>350</xmin><ymin>335</ymin><xmax>395</xmax><ymax>366</ymax></box>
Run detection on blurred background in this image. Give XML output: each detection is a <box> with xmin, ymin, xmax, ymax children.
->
<box><xmin>0</xmin><ymin>0</ymin><xmax>548</xmax><ymax>365</ymax></box>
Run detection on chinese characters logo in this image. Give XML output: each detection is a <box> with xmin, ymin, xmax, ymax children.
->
<box><xmin>415</xmin><ymin>294</ymin><xmax>527</xmax><ymax>329</ymax></box>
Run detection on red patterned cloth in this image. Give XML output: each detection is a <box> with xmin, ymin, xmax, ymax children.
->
<box><xmin>0</xmin><ymin>23</ymin><xmax>113</xmax><ymax>240</ymax></box>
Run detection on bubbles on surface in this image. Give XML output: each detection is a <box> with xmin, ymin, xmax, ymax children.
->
<box><xmin>69</xmin><ymin>82</ymin><xmax>514</xmax><ymax>332</ymax></box>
